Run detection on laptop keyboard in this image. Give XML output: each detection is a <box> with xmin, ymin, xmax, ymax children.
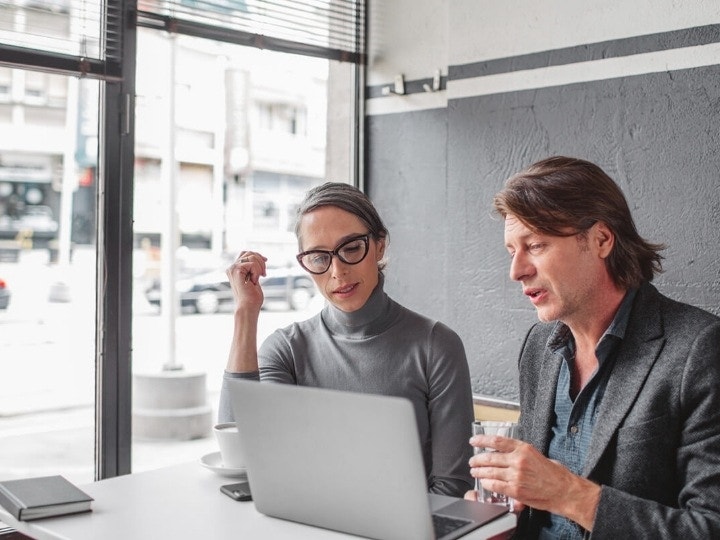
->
<box><xmin>432</xmin><ymin>513</ymin><xmax>472</xmax><ymax>538</ymax></box>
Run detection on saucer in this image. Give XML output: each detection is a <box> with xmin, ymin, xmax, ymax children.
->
<box><xmin>200</xmin><ymin>452</ymin><xmax>247</xmax><ymax>478</ymax></box>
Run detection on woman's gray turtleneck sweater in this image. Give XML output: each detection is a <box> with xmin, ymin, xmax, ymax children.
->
<box><xmin>219</xmin><ymin>276</ymin><xmax>474</xmax><ymax>497</ymax></box>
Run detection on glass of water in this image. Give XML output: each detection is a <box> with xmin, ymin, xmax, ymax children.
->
<box><xmin>471</xmin><ymin>421</ymin><xmax>518</xmax><ymax>508</ymax></box>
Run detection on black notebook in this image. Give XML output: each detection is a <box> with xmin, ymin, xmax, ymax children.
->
<box><xmin>0</xmin><ymin>475</ymin><xmax>93</xmax><ymax>521</ymax></box>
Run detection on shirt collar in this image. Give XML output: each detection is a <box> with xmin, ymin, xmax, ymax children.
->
<box><xmin>604</xmin><ymin>287</ymin><xmax>637</xmax><ymax>340</ymax></box>
<box><xmin>547</xmin><ymin>288</ymin><xmax>638</xmax><ymax>354</ymax></box>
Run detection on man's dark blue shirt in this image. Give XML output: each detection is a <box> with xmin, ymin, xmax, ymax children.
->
<box><xmin>538</xmin><ymin>289</ymin><xmax>637</xmax><ymax>540</ymax></box>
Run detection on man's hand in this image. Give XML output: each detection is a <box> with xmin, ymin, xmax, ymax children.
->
<box><xmin>468</xmin><ymin>434</ymin><xmax>601</xmax><ymax>531</ymax></box>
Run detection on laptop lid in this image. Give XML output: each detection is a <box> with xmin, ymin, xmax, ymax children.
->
<box><xmin>227</xmin><ymin>380</ymin><xmax>507</xmax><ymax>540</ymax></box>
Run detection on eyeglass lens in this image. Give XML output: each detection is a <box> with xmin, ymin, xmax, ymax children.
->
<box><xmin>299</xmin><ymin>235</ymin><xmax>369</xmax><ymax>274</ymax></box>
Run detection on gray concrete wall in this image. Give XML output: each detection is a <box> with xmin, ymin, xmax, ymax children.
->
<box><xmin>365</xmin><ymin>1</ymin><xmax>720</xmax><ymax>401</ymax></box>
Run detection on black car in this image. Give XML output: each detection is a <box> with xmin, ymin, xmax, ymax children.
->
<box><xmin>0</xmin><ymin>276</ymin><xmax>10</xmax><ymax>310</ymax></box>
<box><xmin>144</xmin><ymin>266</ymin><xmax>316</xmax><ymax>314</ymax></box>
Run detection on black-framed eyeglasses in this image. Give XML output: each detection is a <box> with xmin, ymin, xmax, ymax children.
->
<box><xmin>296</xmin><ymin>234</ymin><xmax>371</xmax><ymax>275</ymax></box>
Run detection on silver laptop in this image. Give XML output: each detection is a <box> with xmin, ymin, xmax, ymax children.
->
<box><xmin>227</xmin><ymin>380</ymin><xmax>508</xmax><ymax>540</ymax></box>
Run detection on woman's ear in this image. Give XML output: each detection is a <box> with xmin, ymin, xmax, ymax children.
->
<box><xmin>376</xmin><ymin>237</ymin><xmax>386</xmax><ymax>260</ymax></box>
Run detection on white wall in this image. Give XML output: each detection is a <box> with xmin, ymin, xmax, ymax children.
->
<box><xmin>450</xmin><ymin>0</ymin><xmax>720</xmax><ymax>64</ymax></box>
<box><xmin>366</xmin><ymin>0</ymin><xmax>448</xmax><ymax>86</ymax></box>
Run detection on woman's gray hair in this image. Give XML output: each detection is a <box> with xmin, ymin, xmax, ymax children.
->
<box><xmin>294</xmin><ymin>182</ymin><xmax>389</xmax><ymax>271</ymax></box>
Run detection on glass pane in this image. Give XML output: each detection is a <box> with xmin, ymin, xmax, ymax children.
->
<box><xmin>0</xmin><ymin>0</ymin><xmax>120</xmax><ymax>62</ymax></box>
<box><xmin>131</xmin><ymin>29</ymin><xmax>355</xmax><ymax>471</ymax></box>
<box><xmin>0</xmin><ymin>69</ymin><xmax>99</xmax><ymax>485</ymax></box>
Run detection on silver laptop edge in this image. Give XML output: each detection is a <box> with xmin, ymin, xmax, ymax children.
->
<box><xmin>228</xmin><ymin>380</ymin><xmax>507</xmax><ymax>540</ymax></box>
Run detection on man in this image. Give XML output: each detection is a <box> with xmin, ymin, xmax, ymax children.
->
<box><xmin>468</xmin><ymin>156</ymin><xmax>720</xmax><ymax>538</ymax></box>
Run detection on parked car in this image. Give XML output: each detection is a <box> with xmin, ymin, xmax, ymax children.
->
<box><xmin>144</xmin><ymin>266</ymin><xmax>317</xmax><ymax>314</ymax></box>
<box><xmin>144</xmin><ymin>269</ymin><xmax>232</xmax><ymax>315</ymax></box>
<box><xmin>0</xmin><ymin>276</ymin><xmax>10</xmax><ymax>310</ymax></box>
<box><xmin>260</xmin><ymin>266</ymin><xmax>317</xmax><ymax>311</ymax></box>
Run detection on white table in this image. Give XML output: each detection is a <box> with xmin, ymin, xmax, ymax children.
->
<box><xmin>0</xmin><ymin>461</ymin><xmax>516</xmax><ymax>539</ymax></box>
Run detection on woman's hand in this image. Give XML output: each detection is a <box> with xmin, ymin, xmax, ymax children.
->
<box><xmin>226</xmin><ymin>251</ymin><xmax>268</xmax><ymax>313</ymax></box>
<box><xmin>225</xmin><ymin>251</ymin><xmax>269</xmax><ymax>374</ymax></box>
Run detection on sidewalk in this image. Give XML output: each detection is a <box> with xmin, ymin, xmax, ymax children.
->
<box><xmin>0</xmin><ymin>394</ymin><xmax>221</xmax><ymax>485</ymax></box>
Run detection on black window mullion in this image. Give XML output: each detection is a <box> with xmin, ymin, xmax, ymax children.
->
<box><xmin>0</xmin><ymin>44</ymin><xmax>122</xmax><ymax>80</ymax></box>
<box><xmin>96</xmin><ymin>0</ymin><xmax>136</xmax><ymax>481</ymax></box>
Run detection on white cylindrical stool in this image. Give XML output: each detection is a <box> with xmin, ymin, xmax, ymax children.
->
<box><xmin>132</xmin><ymin>371</ymin><xmax>212</xmax><ymax>440</ymax></box>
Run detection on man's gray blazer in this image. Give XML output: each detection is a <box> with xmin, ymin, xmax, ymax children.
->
<box><xmin>515</xmin><ymin>282</ymin><xmax>720</xmax><ymax>539</ymax></box>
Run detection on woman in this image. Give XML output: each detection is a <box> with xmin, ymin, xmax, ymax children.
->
<box><xmin>218</xmin><ymin>182</ymin><xmax>474</xmax><ymax>497</ymax></box>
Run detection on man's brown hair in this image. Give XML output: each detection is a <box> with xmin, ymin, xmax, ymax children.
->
<box><xmin>493</xmin><ymin>156</ymin><xmax>664</xmax><ymax>288</ymax></box>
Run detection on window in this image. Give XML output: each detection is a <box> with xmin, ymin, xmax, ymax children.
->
<box><xmin>0</xmin><ymin>68</ymin><xmax>100</xmax><ymax>486</ymax></box>
<box><xmin>130</xmin><ymin>31</ymin><xmax>358</xmax><ymax>470</ymax></box>
<box><xmin>0</xmin><ymin>0</ymin><xmax>127</xmax><ymax>485</ymax></box>
<box><xmin>0</xmin><ymin>0</ymin><xmax>364</xmax><ymax>486</ymax></box>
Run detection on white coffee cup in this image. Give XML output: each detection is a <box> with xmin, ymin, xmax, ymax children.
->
<box><xmin>213</xmin><ymin>422</ymin><xmax>246</xmax><ymax>469</ymax></box>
